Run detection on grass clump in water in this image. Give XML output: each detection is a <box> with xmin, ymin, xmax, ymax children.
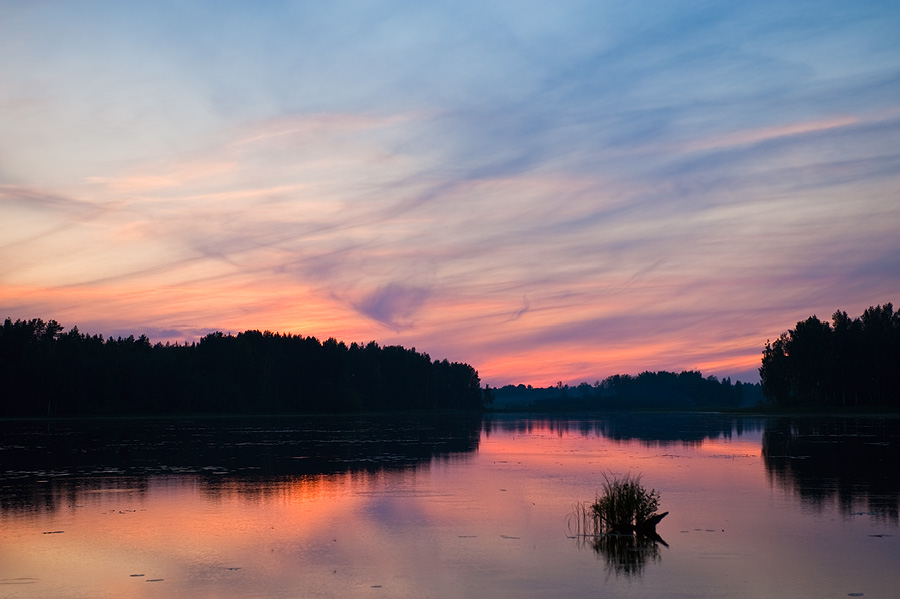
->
<box><xmin>593</xmin><ymin>472</ymin><xmax>661</xmax><ymax>533</ymax></box>
<box><xmin>570</xmin><ymin>473</ymin><xmax>666</xmax><ymax>537</ymax></box>
<box><xmin>568</xmin><ymin>473</ymin><xmax>668</xmax><ymax>576</ymax></box>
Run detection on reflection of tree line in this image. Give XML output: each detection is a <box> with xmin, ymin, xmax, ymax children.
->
<box><xmin>484</xmin><ymin>413</ymin><xmax>765</xmax><ymax>446</ymax></box>
<box><xmin>0</xmin><ymin>414</ymin><xmax>482</xmax><ymax>514</ymax></box>
<box><xmin>3</xmin><ymin>470</ymin><xmax>419</xmax><ymax>516</ymax></box>
<box><xmin>762</xmin><ymin>417</ymin><xmax>900</xmax><ymax>522</ymax></box>
<box><xmin>486</xmin><ymin>413</ymin><xmax>900</xmax><ymax>523</ymax></box>
<box><xmin>5</xmin><ymin>414</ymin><xmax>898</xmax><ymax>524</ymax></box>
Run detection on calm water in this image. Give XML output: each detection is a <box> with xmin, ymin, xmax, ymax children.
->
<box><xmin>2</xmin><ymin>413</ymin><xmax>898</xmax><ymax>598</ymax></box>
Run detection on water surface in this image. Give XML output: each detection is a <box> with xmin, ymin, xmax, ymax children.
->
<box><xmin>2</xmin><ymin>413</ymin><xmax>898</xmax><ymax>598</ymax></box>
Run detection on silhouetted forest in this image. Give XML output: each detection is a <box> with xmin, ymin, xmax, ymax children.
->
<box><xmin>760</xmin><ymin>303</ymin><xmax>900</xmax><ymax>408</ymax></box>
<box><xmin>491</xmin><ymin>371</ymin><xmax>763</xmax><ymax>411</ymax></box>
<box><xmin>0</xmin><ymin>318</ymin><xmax>484</xmax><ymax>416</ymax></box>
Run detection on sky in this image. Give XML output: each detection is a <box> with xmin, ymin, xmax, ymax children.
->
<box><xmin>2</xmin><ymin>1</ymin><xmax>899</xmax><ymax>387</ymax></box>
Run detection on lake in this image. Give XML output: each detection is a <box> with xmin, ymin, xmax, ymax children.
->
<box><xmin>2</xmin><ymin>412</ymin><xmax>898</xmax><ymax>598</ymax></box>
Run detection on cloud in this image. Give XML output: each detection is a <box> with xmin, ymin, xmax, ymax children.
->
<box><xmin>0</xmin><ymin>185</ymin><xmax>112</xmax><ymax>220</ymax></box>
<box><xmin>85</xmin><ymin>161</ymin><xmax>236</xmax><ymax>193</ymax></box>
<box><xmin>505</xmin><ymin>297</ymin><xmax>531</xmax><ymax>322</ymax></box>
<box><xmin>354</xmin><ymin>283</ymin><xmax>431</xmax><ymax>331</ymax></box>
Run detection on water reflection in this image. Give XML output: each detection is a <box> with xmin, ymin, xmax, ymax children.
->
<box><xmin>483</xmin><ymin>412</ymin><xmax>765</xmax><ymax>446</ymax></box>
<box><xmin>762</xmin><ymin>416</ymin><xmax>900</xmax><ymax>522</ymax></box>
<box><xmin>578</xmin><ymin>532</ymin><xmax>666</xmax><ymax>577</ymax></box>
<box><xmin>5</xmin><ymin>412</ymin><xmax>900</xmax><ymax>526</ymax></box>
<box><xmin>484</xmin><ymin>413</ymin><xmax>900</xmax><ymax>523</ymax></box>
<box><xmin>3</xmin><ymin>413</ymin><xmax>900</xmax><ymax>598</ymax></box>
<box><xmin>0</xmin><ymin>413</ymin><xmax>482</xmax><ymax>514</ymax></box>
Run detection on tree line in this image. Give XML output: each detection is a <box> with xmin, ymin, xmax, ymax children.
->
<box><xmin>491</xmin><ymin>370</ymin><xmax>762</xmax><ymax>410</ymax></box>
<box><xmin>0</xmin><ymin>318</ymin><xmax>485</xmax><ymax>416</ymax></box>
<box><xmin>759</xmin><ymin>303</ymin><xmax>899</xmax><ymax>408</ymax></box>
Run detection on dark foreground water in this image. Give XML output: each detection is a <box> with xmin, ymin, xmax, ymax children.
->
<box><xmin>1</xmin><ymin>413</ymin><xmax>898</xmax><ymax>598</ymax></box>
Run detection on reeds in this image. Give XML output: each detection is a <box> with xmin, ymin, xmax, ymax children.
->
<box><xmin>568</xmin><ymin>473</ymin><xmax>667</xmax><ymax>577</ymax></box>
<box><xmin>568</xmin><ymin>473</ymin><xmax>661</xmax><ymax>537</ymax></box>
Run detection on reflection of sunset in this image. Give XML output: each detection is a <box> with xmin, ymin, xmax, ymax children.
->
<box><xmin>698</xmin><ymin>438</ymin><xmax>761</xmax><ymax>457</ymax></box>
<box><xmin>4</xmin><ymin>471</ymin><xmax>423</xmax><ymax>598</ymax></box>
<box><xmin>5</xmin><ymin>414</ymin><xmax>896</xmax><ymax>599</ymax></box>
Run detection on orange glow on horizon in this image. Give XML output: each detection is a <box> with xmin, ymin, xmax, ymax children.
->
<box><xmin>3</xmin><ymin>278</ymin><xmax>767</xmax><ymax>385</ymax></box>
<box><xmin>692</xmin><ymin>353</ymin><xmax>761</xmax><ymax>378</ymax></box>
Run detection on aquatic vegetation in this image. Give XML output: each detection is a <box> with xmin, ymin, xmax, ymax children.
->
<box><xmin>568</xmin><ymin>473</ymin><xmax>668</xmax><ymax>576</ymax></box>
<box><xmin>594</xmin><ymin>473</ymin><xmax>663</xmax><ymax>534</ymax></box>
<box><xmin>570</xmin><ymin>473</ymin><xmax>666</xmax><ymax>536</ymax></box>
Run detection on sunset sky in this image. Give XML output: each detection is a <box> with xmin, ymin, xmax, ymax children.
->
<box><xmin>2</xmin><ymin>1</ymin><xmax>898</xmax><ymax>387</ymax></box>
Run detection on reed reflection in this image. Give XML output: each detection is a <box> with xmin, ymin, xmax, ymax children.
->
<box><xmin>579</xmin><ymin>532</ymin><xmax>665</xmax><ymax>578</ymax></box>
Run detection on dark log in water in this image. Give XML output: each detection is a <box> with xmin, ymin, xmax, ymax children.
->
<box><xmin>609</xmin><ymin>511</ymin><xmax>669</xmax><ymax>536</ymax></box>
<box><xmin>635</xmin><ymin>511</ymin><xmax>669</xmax><ymax>546</ymax></box>
<box><xmin>635</xmin><ymin>511</ymin><xmax>669</xmax><ymax>533</ymax></box>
